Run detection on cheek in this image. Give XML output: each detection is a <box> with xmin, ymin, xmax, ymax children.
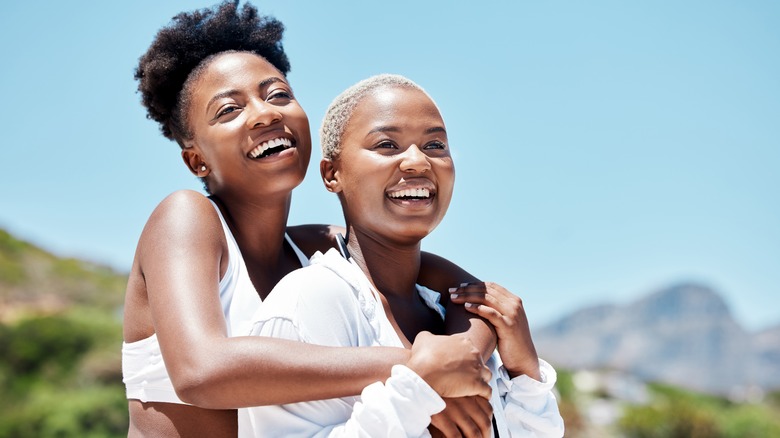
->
<box><xmin>438</xmin><ymin>162</ymin><xmax>456</xmax><ymax>192</ymax></box>
<box><xmin>289</xmin><ymin>106</ymin><xmax>311</xmax><ymax>134</ymax></box>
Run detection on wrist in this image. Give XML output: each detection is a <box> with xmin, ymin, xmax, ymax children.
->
<box><xmin>505</xmin><ymin>357</ymin><xmax>541</xmax><ymax>381</ymax></box>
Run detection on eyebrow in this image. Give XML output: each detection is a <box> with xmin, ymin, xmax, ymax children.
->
<box><xmin>205</xmin><ymin>77</ymin><xmax>288</xmax><ymax>111</ymax></box>
<box><xmin>366</xmin><ymin>126</ymin><xmax>447</xmax><ymax>135</ymax></box>
<box><xmin>206</xmin><ymin>90</ymin><xmax>241</xmax><ymax>112</ymax></box>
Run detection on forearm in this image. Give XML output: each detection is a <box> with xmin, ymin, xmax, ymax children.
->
<box><xmin>174</xmin><ymin>336</ymin><xmax>410</xmax><ymax>409</ymax></box>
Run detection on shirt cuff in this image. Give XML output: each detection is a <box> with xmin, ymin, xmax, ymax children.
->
<box><xmin>498</xmin><ymin>358</ymin><xmax>557</xmax><ymax>397</ymax></box>
<box><xmin>387</xmin><ymin>364</ymin><xmax>446</xmax><ymax>414</ymax></box>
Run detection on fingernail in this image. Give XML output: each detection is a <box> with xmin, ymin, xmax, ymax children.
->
<box><xmin>448</xmin><ymin>287</ymin><xmax>457</xmax><ymax>293</ymax></box>
<box><xmin>460</xmin><ymin>282</ymin><xmax>469</xmax><ymax>287</ymax></box>
<box><xmin>465</xmin><ymin>302</ymin><xmax>475</xmax><ymax>308</ymax></box>
<box><xmin>450</xmin><ymin>294</ymin><xmax>459</xmax><ymax>299</ymax></box>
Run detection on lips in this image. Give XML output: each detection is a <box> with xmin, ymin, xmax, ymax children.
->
<box><xmin>386</xmin><ymin>180</ymin><xmax>436</xmax><ymax>202</ymax></box>
<box><xmin>387</xmin><ymin>187</ymin><xmax>431</xmax><ymax>199</ymax></box>
<box><xmin>248</xmin><ymin>137</ymin><xmax>293</xmax><ymax>159</ymax></box>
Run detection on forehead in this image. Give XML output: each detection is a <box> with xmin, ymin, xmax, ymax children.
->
<box><xmin>190</xmin><ymin>52</ymin><xmax>284</xmax><ymax>100</ymax></box>
<box><xmin>345</xmin><ymin>86</ymin><xmax>443</xmax><ymax>136</ymax></box>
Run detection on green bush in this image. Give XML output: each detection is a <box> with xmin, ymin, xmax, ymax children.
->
<box><xmin>619</xmin><ymin>384</ymin><xmax>780</xmax><ymax>438</ymax></box>
<box><xmin>0</xmin><ymin>386</ymin><xmax>127</xmax><ymax>438</ymax></box>
<box><xmin>0</xmin><ymin>310</ymin><xmax>128</xmax><ymax>436</ymax></box>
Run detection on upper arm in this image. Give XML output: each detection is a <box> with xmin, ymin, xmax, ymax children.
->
<box><xmin>418</xmin><ymin>252</ymin><xmax>480</xmax><ymax>302</ymax></box>
<box><xmin>418</xmin><ymin>252</ymin><xmax>497</xmax><ymax>357</ymax></box>
<box><xmin>137</xmin><ymin>191</ymin><xmax>228</xmax><ymax>381</ymax></box>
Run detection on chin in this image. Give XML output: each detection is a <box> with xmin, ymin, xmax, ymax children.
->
<box><xmin>390</xmin><ymin>227</ymin><xmax>435</xmax><ymax>245</ymax></box>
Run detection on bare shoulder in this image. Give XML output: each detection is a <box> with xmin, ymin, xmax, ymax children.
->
<box><xmin>149</xmin><ymin>190</ymin><xmax>215</xmax><ymax>221</ymax></box>
<box><xmin>137</xmin><ymin>190</ymin><xmax>225</xmax><ymax>263</ymax></box>
<box><xmin>418</xmin><ymin>251</ymin><xmax>479</xmax><ymax>301</ymax></box>
<box><xmin>143</xmin><ymin>190</ymin><xmax>220</xmax><ymax>233</ymax></box>
<box><xmin>286</xmin><ymin>223</ymin><xmax>346</xmax><ymax>257</ymax></box>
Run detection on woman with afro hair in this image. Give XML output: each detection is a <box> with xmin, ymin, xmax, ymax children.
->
<box><xmin>123</xmin><ymin>1</ymin><xmax>497</xmax><ymax>436</ymax></box>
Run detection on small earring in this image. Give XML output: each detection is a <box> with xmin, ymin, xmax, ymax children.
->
<box><xmin>200</xmin><ymin>165</ymin><xmax>207</xmax><ymax>172</ymax></box>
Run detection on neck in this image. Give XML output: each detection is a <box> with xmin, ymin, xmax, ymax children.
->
<box><xmin>212</xmin><ymin>192</ymin><xmax>297</xmax><ymax>296</ymax></box>
<box><xmin>345</xmin><ymin>227</ymin><xmax>421</xmax><ymax>300</ymax></box>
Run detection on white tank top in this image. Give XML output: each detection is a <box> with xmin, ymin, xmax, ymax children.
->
<box><xmin>122</xmin><ymin>200</ymin><xmax>310</xmax><ymax>404</ymax></box>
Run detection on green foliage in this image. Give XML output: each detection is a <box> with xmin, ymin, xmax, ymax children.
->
<box><xmin>0</xmin><ymin>386</ymin><xmax>127</xmax><ymax>438</ymax></box>
<box><xmin>620</xmin><ymin>400</ymin><xmax>721</xmax><ymax>438</ymax></box>
<box><xmin>555</xmin><ymin>369</ymin><xmax>576</xmax><ymax>402</ymax></box>
<box><xmin>0</xmin><ymin>310</ymin><xmax>127</xmax><ymax>437</ymax></box>
<box><xmin>0</xmin><ymin>227</ymin><xmax>127</xmax><ymax>309</ymax></box>
<box><xmin>719</xmin><ymin>404</ymin><xmax>780</xmax><ymax>438</ymax></box>
<box><xmin>0</xmin><ymin>229</ymin><xmax>129</xmax><ymax>436</ymax></box>
<box><xmin>618</xmin><ymin>383</ymin><xmax>780</xmax><ymax>438</ymax></box>
<box><xmin>766</xmin><ymin>389</ymin><xmax>780</xmax><ymax>408</ymax></box>
<box><xmin>0</xmin><ymin>229</ymin><xmax>28</xmax><ymax>285</ymax></box>
<box><xmin>2</xmin><ymin>315</ymin><xmax>94</xmax><ymax>377</ymax></box>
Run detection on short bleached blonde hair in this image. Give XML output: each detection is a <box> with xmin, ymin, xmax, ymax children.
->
<box><xmin>319</xmin><ymin>74</ymin><xmax>438</xmax><ymax>160</ymax></box>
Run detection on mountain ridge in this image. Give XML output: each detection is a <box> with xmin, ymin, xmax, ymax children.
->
<box><xmin>534</xmin><ymin>282</ymin><xmax>780</xmax><ymax>395</ymax></box>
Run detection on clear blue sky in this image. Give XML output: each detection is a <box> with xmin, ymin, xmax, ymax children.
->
<box><xmin>1</xmin><ymin>1</ymin><xmax>778</xmax><ymax>331</ymax></box>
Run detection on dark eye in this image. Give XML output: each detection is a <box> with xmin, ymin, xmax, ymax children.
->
<box><xmin>267</xmin><ymin>90</ymin><xmax>293</xmax><ymax>101</ymax></box>
<box><xmin>424</xmin><ymin>141</ymin><xmax>446</xmax><ymax>150</ymax></box>
<box><xmin>375</xmin><ymin>141</ymin><xmax>397</xmax><ymax>149</ymax></box>
<box><xmin>216</xmin><ymin>105</ymin><xmax>239</xmax><ymax>118</ymax></box>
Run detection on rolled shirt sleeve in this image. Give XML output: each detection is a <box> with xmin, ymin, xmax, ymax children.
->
<box><xmin>494</xmin><ymin>358</ymin><xmax>565</xmax><ymax>437</ymax></box>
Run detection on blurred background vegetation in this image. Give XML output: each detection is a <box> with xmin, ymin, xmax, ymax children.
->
<box><xmin>556</xmin><ymin>369</ymin><xmax>780</xmax><ymax>437</ymax></box>
<box><xmin>0</xmin><ymin>229</ymin><xmax>127</xmax><ymax>437</ymax></box>
<box><xmin>2</xmin><ymin>227</ymin><xmax>779</xmax><ymax>437</ymax></box>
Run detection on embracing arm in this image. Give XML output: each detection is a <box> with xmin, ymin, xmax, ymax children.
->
<box><xmin>418</xmin><ymin>252</ymin><xmax>497</xmax><ymax>359</ymax></box>
<box><xmin>139</xmin><ymin>192</ymin><xmax>409</xmax><ymax>409</ymax></box>
<box><xmin>240</xmin><ymin>267</ymin><xmax>492</xmax><ymax>438</ymax></box>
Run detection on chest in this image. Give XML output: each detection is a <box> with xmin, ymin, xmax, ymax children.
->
<box><xmin>243</xmin><ymin>245</ymin><xmax>303</xmax><ymax>301</ymax></box>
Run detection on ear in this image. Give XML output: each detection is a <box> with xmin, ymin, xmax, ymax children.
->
<box><xmin>182</xmin><ymin>147</ymin><xmax>210</xmax><ymax>178</ymax></box>
<box><xmin>320</xmin><ymin>158</ymin><xmax>342</xmax><ymax>193</ymax></box>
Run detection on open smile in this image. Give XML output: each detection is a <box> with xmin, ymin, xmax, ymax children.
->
<box><xmin>385</xmin><ymin>185</ymin><xmax>436</xmax><ymax>208</ymax></box>
<box><xmin>387</xmin><ymin>187</ymin><xmax>432</xmax><ymax>199</ymax></box>
<box><xmin>248</xmin><ymin>137</ymin><xmax>294</xmax><ymax>159</ymax></box>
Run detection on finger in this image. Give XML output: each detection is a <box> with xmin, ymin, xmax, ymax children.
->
<box><xmin>449</xmin><ymin>291</ymin><xmax>488</xmax><ymax>303</ymax></box>
<box><xmin>484</xmin><ymin>281</ymin><xmax>514</xmax><ymax>299</ymax></box>
<box><xmin>445</xmin><ymin>399</ymin><xmax>485</xmax><ymax>438</ymax></box>
<box><xmin>464</xmin><ymin>303</ymin><xmax>505</xmax><ymax>327</ymax></box>
<box><xmin>477</xmin><ymin>366</ymin><xmax>493</xmax><ymax>400</ymax></box>
<box><xmin>479</xmin><ymin>287</ymin><xmax>522</xmax><ymax>319</ymax></box>
<box><xmin>474</xmin><ymin>395</ymin><xmax>493</xmax><ymax>420</ymax></box>
<box><xmin>459</xmin><ymin>398</ymin><xmax>492</xmax><ymax>438</ymax></box>
<box><xmin>430</xmin><ymin>414</ymin><xmax>461</xmax><ymax>438</ymax></box>
<box><xmin>456</xmin><ymin>418</ymin><xmax>484</xmax><ymax>438</ymax></box>
<box><xmin>448</xmin><ymin>282</ymin><xmax>487</xmax><ymax>293</ymax></box>
<box><xmin>451</xmin><ymin>285</ymin><xmax>510</xmax><ymax>313</ymax></box>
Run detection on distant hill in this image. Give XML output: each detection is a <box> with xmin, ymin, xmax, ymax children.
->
<box><xmin>534</xmin><ymin>283</ymin><xmax>780</xmax><ymax>395</ymax></box>
<box><xmin>0</xmin><ymin>228</ymin><xmax>127</xmax><ymax>321</ymax></box>
<box><xmin>0</xmin><ymin>228</ymin><xmax>129</xmax><ymax>436</ymax></box>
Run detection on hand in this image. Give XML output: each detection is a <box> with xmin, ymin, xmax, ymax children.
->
<box><xmin>450</xmin><ymin>282</ymin><xmax>541</xmax><ymax>380</ymax></box>
<box><xmin>406</xmin><ymin>331</ymin><xmax>492</xmax><ymax>400</ymax></box>
<box><xmin>429</xmin><ymin>396</ymin><xmax>493</xmax><ymax>438</ymax></box>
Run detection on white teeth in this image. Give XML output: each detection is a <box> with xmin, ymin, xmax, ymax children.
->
<box><xmin>388</xmin><ymin>188</ymin><xmax>431</xmax><ymax>199</ymax></box>
<box><xmin>249</xmin><ymin>137</ymin><xmax>292</xmax><ymax>158</ymax></box>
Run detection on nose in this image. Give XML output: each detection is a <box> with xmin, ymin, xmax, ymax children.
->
<box><xmin>400</xmin><ymin>144</ymin><xmax>431</xmax><ymax>173</ymax></box>
<box><xmin>246</xmin><ymin>99</ymin><xmax>282</xmax><ymax>129</ymax></box>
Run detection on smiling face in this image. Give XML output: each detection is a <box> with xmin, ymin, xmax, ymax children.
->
<box><xmin>182</xmin><ymin>52</ymin><xmax>311</xmax><ymax>199</ymax></box>
<box><xmin>323</xmin><ymin>85</ymin><xmax>455</xmax><ymax>246</ymax></box>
